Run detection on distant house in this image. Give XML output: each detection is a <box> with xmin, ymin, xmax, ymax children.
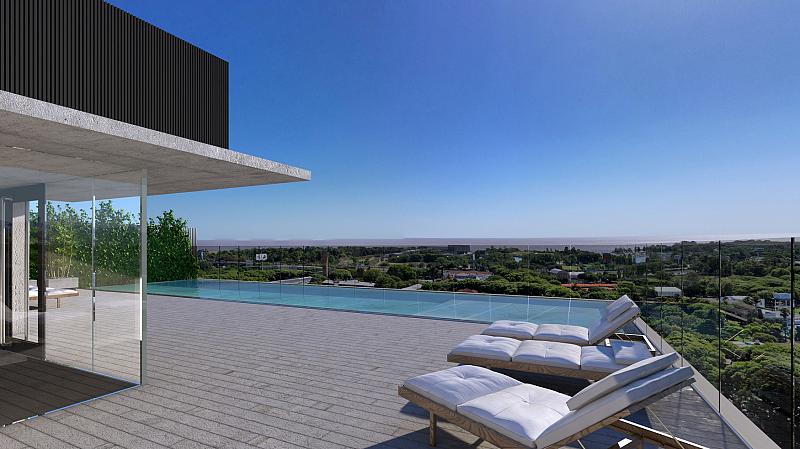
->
<box><xmin>549</xmin><ymin>268</ymin><xmax>570</xmax><ymax>281</ymax></box>
<box><xmin>760</xmin><ymin>309</ymin><xmax>784</xmax><ymax>321</ymax></box>
<box><xmin>766</xmin><ymin>292</ymin><xmax>793</xmax><ymax>309</ymax></box>
<box><xmin>653</xmin><ymin>286</ymin><xmax>682</xmax><ymax>297</ymax></box>
<box><xmin>443</xmin><ymin>270</ymin><xmax>492</xmax><ymax>281</ymax></box>
<box><xmin>756</xmin><ymin>293</ymin><xmax>792</xmax><ymax>310</ymax></box>
<box><xmin>633</xmin><ymin>253</ymin><xmax>648</xmax><ymax>264</ymax></box>
<box><xmin>568</xmin><ymin>271</ymin><xmax>585</xmax><ymax>281</ymax></box>
<box><xmin>447</xmin><ymin>245</ymin><xmax>471</xmax><ymax>255</ymax></box>
<box><xmin>722</xmin><ymin>295</ymin><xmax>750</xmax><ymax>304</ymax></box>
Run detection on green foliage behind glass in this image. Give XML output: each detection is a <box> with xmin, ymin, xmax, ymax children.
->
<box><xmin>30</xmin><ymin>202</ymin><xmax>197</xmax><ymax>285</ymax></box>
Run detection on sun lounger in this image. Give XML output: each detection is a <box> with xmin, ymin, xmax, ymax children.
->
<box><xmin>482</xmin><ymin>295</ymin><xmax>641</xmax><ymax>346</ymax></box>
<box><xmin>399</xmin><ymin>353</ymin><xmax>704</xmax><ymax>449</ymax></box>
<box><xmin>448</xmin><ymin>335</ymin><xmax>654</xmax><ymax>380</ymax></box>
<box><xmin>28</xmin><ymin>287</ymin><xmax>80</xmax><ymax>308</ymax></box>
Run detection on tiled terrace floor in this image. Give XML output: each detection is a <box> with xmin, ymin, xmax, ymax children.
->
<box><xmin>0</xmin><ymin>295</ymin><xmax>749</xmax><ymax>449</ymax></box>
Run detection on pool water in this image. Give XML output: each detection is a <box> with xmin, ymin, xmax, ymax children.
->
<box><xmin>144</xmin><ymin>279</ymin><xmax>609</xmax><ymax>326</ymax></box>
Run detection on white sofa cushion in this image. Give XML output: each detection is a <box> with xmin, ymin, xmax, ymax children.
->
<box><xmin>536</xmin><ymin>366</ymin><xmax>693</xmax><ymax>448</ymax></box>
<box><xmin>482</xmin><ymin>320</ymin><xmax>539</xmax><ymax>340</ymax></box>
<box><xmin>605</xmin><ymin>295</ymin><xmax>635</xmax><ymax>321</ymax></box>
<box><xmin>532</xmin><ymin>324</ymin><xmax>590</xmax><ymax>345</ymax></box>
<box><xmin>566</xmin><ymin>352</ymin><xmax>679</xmax><ymax>410</ymax></box>
<box><xmin>512</xmin><ymin>340</ymin><xmax>581</xmax><ymax>370</ymax></box>
<box><xmin>450</xmin><ymin>335</ymin><xmax>520</xmax><ymax>361</ymax></box>
<box><xmin>579</xmin><ymin>345</ymin><xmax>627</xmax><ymax>373</ymax></box>
<box><xmin>458</xmin><ymin>384</ymin><xmax>570</xmax><ymax>447</ymax></box>
<box><xmin>586</xmin><ymin>305</ymin><xmax>640</xmax><ymax>345</ymax></box>
<box><xmin>403</xmin><ymin>365</ymin><xmax>521</xmax><ymax>411</ymax></box>
<box><xmin>611</xmin><ymin>340</ymin><xmax>651</xmax><ymax>365</ymax></box>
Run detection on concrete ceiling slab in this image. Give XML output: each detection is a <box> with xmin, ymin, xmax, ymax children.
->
<box><xmin>0</xmin><ymin>90</ymin><xmax>311</xmax><ymax>199</ymax></box>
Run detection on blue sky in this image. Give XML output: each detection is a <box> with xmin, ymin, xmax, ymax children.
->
<box><xmin>111</xmin><ymin>0</ymin><xmax>800</xmax><ymax>241</ymax></box>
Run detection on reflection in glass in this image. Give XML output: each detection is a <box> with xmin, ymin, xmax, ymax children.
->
<box><xmin>0</xmin><ymin>167</ymin><xmax>143</xmax><ymax>425</ymax></box>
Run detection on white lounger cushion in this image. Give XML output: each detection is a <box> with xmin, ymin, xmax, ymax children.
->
<box><xmin>450</xmin><ymin>335</ymin><xmax>521</xmax><ymax>361</ymax></box>
<box><xmin>605</xmin><ymin>295</ymin><xmax>635</xmax><ymax>321</ymax></box>
<box><xmin>404</xmin><ymin>365</ymin><xmax>521</xmax><ymax>411</ymax></box>
<box><xmin>566</xmin><ymin>352</ymin><xmax>679</xmax><ymax>410</ymax></box>
<box><xmin>536</xmin><ymin>366</ymin><xmax>694</xmax><ymax>448</ymax></box>
<box><xmin>482</xmin><ymin>295</ymin><xmax>641</xmax><ymax>346</ymax></box>
<box><xmin>512</xmin><ymin>340</ymin><xmax>581</xmax><ymax>370</ymax></box>
<box><xmin>531</xmin><ymin>324</ymin><xmax>590</xmax><ymax>345</ymax></box>
<box><xmin>586</xmin><ymin>305</ymin><xmax>641</xmax><ymax>345</ymax></box>
<box><xmin>579</xmin><ymin>346</ymin><xmax>628</xmax><ymax>373</ymax></box>
<box><xmin>458</xmin><ymin>384</ymin><xmax>571</xmax><ymax>447</ymax></box>
<box><xmin>611</xmin><ymin>340</ymin><xmax>651</xmax><ymax>365</ymax></box>
<box><xmin>28</xmin><ymin>287</ymin><xmax>78</xmax><ymax>299</ymax></box>
<box><xmin>482</xmin><ymin>320</ymin><xmax>539</xmax><ymax>339</ymax></box>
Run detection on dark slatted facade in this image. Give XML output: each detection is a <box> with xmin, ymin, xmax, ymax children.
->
<box><xmin>0</xmin><ymin>0</ymin><xmax>229</xmax><ymax>148</ymax></box>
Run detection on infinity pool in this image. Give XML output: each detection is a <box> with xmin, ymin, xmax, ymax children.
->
<box><xmin>145</xmin><ymin>279</ymin><xmax>609</xmax><ymax>326</ymax></box>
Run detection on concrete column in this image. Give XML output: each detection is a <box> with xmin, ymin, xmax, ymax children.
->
<box><xmin>11</xmin><ymin>201</ymin><xmax>28</xmax><ymax>340</ymax></box>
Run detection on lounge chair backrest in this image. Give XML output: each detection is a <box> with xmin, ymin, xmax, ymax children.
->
<box><xmin>536</xmin><ymin>365</ymin><xmax>693</xmax><ymax>448</ymax></box>
<box><xmin>604</xmin><ymin>295</ymin><xmax>635</xmax><ymax>321</ymax></box>
<box><xmin>566</xmin><ymin>352</ymin><xmax>679</xmax><ymax>410</ymax></box>
<box><xmin>587</xmin><ymin>304</ymin><xmax>640</xmax><ymax>344</ymax></box>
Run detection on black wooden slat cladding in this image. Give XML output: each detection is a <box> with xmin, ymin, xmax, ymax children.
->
<box><xmin>0</xmin><ymin>0</ymin><xmax>229</xmax><ymax>148</ymax></box>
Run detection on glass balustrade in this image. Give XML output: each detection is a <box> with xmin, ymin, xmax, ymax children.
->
<box><xmin>137</xmin><ymin>238</ymin><xmax>799</xmax><ymax>447</ymax></box>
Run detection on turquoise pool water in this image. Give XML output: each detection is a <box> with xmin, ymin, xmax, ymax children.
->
<box><xmin>145</xmin><ymin>279</ymin><xmax>609</xmax><ymax>326</ymax></box>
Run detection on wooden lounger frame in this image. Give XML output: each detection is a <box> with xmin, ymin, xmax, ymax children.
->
<box><xmin>447</xmin><ymin>334</ymin><xmax>658</xmax><ymax>381</ymax></box>
<box><xmin>398</xmin><ymin>378</ymin><xmax>707</xmax><ymax>449</ymax></box>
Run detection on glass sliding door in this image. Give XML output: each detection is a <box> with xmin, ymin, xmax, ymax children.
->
<box><xmin>92</xmin><ymin>172</ymin><xmax>143</xmax><ymax>383</ymax></box>
<box><xmin>0</xmin><ymin>164</ymin><xmax>145</xmax><ymax>426</ymax></box>
<box><xmin>43</xmin><ymin>177</ymin><xmax>95</xmax><ymax>373</ymax></box>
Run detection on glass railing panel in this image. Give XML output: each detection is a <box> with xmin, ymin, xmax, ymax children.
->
<box><xmin>652</xmin><ymin>242</ymin><xmax>685</xmax><ymax>355</ymax></box>
<box><xmin>486</xmin><ymin>292</ymin><xmax>528</xmax><ymax>322</ymax></box>
<box><xmin>251</xmin><ymin>246</ymin><xmax>268</xmax><ymax>301</ymax></box>
<box><xmin>276</xmin><ymin>246</ymin><xmax>301</xmax><ymax>303</ymax></box>
<box><xmin>682</xmin><ymin>240</ymin><xmax>722</xmax><ymax>386</ymax></box>
<box><xmin>300</xmin><ymin>246</ymin><xmax>325</xmax><ymax>308</ymax></box>
<box><xmin>196</xmin><ymin>245</ymin><xmax>220</xmax><ymax>292</ymax></box>
<box><xmin>720</xmin><ymin>239</ymin><xmax>792</xmax><ymax>448</ymax></box>
<box><xmin>213</xmin><ymin>246</ymin><xmax>240</xmax><ymax>295</ymax></box>
<box><xmin>451</xmin><ymin>291</ymin><xmax>490</xmax><ymax>322</ymax></box>
<box><xmin>793</xmin><ymin>237</ymin><xmax>799</xmax><ymax>449</ymax></box>
<box><xmin>234</xmin><ymin>246</ymin><xmax>257</xmax><ymax>301</ymax></box>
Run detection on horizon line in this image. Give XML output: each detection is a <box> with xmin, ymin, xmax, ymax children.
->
<box><xmin>196</xmin><ymin>233</ymin><xmax>795</xmax><ymax>248</ymax></box>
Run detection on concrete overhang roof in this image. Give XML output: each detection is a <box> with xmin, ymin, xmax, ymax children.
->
<box><xmin>0</xmin><ymin>90</ymin><xmax>311</xmax><ymax>198</ymax></box>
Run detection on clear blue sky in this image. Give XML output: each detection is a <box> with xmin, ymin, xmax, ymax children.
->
<box><xmin>110</xmin><ymin>0</ymin><xmax>800</xmax><ymax>241</ymax></box>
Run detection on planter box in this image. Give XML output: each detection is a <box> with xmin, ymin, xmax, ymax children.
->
<box><xmin>29</xmin><ymin>277</ymin><xmax>80</xmax><ymax>290</ymax></box>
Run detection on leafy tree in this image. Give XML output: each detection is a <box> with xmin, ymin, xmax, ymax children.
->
<box><xmin>147</xmin><ymin>210</ymin><xmax>198</xmax><ymax>282</ymax></box>
<box><xmin>387</xmin><ymin>264</ymin><xmax>416</xmax><ymax>281</ymax></box>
